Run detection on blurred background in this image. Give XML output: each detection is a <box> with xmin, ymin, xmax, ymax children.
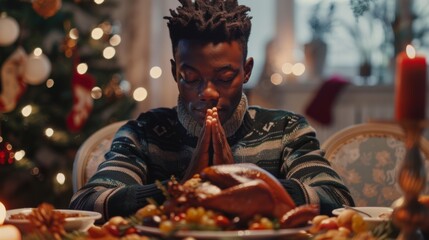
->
<box><xmin>0</xmin><ymin>0</ymin><xmax>428</xmax><ymax>209</ymax></box>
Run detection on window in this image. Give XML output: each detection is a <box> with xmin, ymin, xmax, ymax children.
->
<box><xmin>294</xmin><ymin>0</ymin><xmax>429</xmax><ymax>85</ymax></box>
<box><xmin>295</xmin><ymin>0</ymin><xmax>389</xmax><ymax>84</ymax></box>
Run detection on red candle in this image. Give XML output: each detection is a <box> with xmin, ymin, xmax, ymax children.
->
<box><xmin>394</xmin><ymin>45</ymin><xmax>427</xmax><ymax>121</ymax></box>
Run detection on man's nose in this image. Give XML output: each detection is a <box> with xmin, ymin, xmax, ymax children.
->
<box><xmin>198</xmin><ymin>80</ymin><xmax>219</xmax><ymax>101</ymax></box>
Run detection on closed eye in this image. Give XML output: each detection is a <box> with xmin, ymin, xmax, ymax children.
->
<box><xmin>180</xmin><ymin>76</ymin><xmax>199</xmax><ymax>83</ymax></box>
<box><xmin>180</xmin><ymin>71</ymin><xmax>200</xmax><ymax>84</ymax></box>
<box><xmin>216</xmin><ymin>70</ymin><xmax>238</xmax><ymax>82</ymax></box>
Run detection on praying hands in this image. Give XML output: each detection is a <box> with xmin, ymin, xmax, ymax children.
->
<box><xmin>182</xmin><ymin>107</ymin><xmax>235</xmax><ymax>181</ymax></box>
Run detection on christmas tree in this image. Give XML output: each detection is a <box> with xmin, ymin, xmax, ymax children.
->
<box><xmin>0</xmin><ymin>0</ymin><xmax>136</xmax><ymax>209</ymax></box>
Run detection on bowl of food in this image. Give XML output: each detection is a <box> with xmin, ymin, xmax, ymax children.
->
<box><xmin>332</xmin><ymin>206</ymin><xmax>393</xmax><ymax>230</ymax></box>
<box><xmin>5</xmin><ymin>205</ymin><xmax>102</xmax><ymax>233</ymax></box>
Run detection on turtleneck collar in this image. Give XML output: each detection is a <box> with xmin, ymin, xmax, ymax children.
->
<box><xmin>177</xmin><ymin>94</ymin><xmax>248</xmax><ymax>137</ymax></box>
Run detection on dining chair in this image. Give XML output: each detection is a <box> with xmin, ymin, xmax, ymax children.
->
<box><xmin>321</xmin><ymin>122</ymin><xmax>429</xmax><ymax>207</ymax></box>
<box><xmin>72</xmin><ymin>120</ymin><xmax>127</xmax><ymax>193</ymax></box>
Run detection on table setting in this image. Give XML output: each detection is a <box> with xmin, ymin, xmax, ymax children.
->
<box><xmin>0</xmin><ymin>189</ymin><xmax>404</xmax><ymax>240</ymax></box>
<box><xmin>2</xmin><ymin>175</ymin><xmax>427</xmax><ymax>240</ymax></box>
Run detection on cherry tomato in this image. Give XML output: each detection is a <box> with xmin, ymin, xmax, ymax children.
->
<box><xmin>125</xmin><ymin>227</ymin><xmax>137</xmax><ymax>235</ymax></box>
<box><xmin>215</xmin><ymin>215</ymin><xmax>231</xmax><ymax>228</ymax></box>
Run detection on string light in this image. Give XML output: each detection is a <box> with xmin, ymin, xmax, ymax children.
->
<box><xmin>33</xmin><ymin>47</ymin><xmax>43</xmax><ymax>56</ymax></box>
<box><xmin>14</xmin><ymin>150</ymin><xmax>25</xmax><ymax>161</ymax></box>
<box><xmin>103</xmin><ymin>46</ymin><xmax>116</xmax><ymax>59</ymax></box>
<box><xmin>77</xmin><ymin>63</ymin><xmax>88</xmax><ymax>74</ymax></box>
<box><xmin>109</xmin><ymin>34</ymin><xmax>121</xmax><ymax>46</ymax></box>
<box><xmin>46</xmin><ymin>79</ymin><xmax>54</xmax><ymax>88</ymax></box>
<box><xmin>133</xmin><ymin>87</ymin><xmax>148</xmax><ymax>102</ymax></box>
<box><xmin>56</xmin><ymin>173</ymin><xmax>66</xmax><ymax>185</ymax></box>
<box><xmin>91</xmin><ymin>27</ymin><xmax>103</xmax><ymax>40</ymax></box>
<box><xmin>45</xmin><ymin>128</ymin><xmax>54</xmax><ymax>137</ymax></box>
<box><xmin>69</xmin><ymin>28</ymin><xmax>79</xmax><ymax>40</ymax></box>
<box><xmin>94</xmin><ymin>0</ymin><xmax>105</xmax><ymax>5</ymax></box>
<box><xmin>91</xmin><ymin>86</ymin><xmax>103</xmax><ymax>99</ymax></box>
<box><xmin>21</xmin><ymin>105</ymin><xmax>32</xmax><ymax>117</ymax></box>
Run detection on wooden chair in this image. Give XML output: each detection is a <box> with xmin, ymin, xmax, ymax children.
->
<box><xmin>321</xmin><ymin>122</ymin><xmax>429</xmax><ymax>207</ymax></box>
<box><xmin>72</xmin><ymin>120</ymin><xmax>127</xmax><ymax>193</ymax></box>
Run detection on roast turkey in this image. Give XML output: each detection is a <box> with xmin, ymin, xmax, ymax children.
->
<box><xmin>163</xmin><ymin>163</ymin><xmax>319</xmax><ymax>228</ymax></box>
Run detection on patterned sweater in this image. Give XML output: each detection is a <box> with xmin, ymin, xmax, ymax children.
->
<box><xmin>70</xmin><ymin>97</ymin><xmax>354</xmax><ymax>222</ymax></box>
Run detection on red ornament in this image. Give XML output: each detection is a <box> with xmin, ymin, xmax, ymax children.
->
<box><xmin>32</xmin><ymin>0</ymin><xmax>62</xmax><ymax>19</ymax></box>
<box><xmin>0</xmin><ymin>141</ymin><xmax>14</xmax><ymax>165</ymax></box>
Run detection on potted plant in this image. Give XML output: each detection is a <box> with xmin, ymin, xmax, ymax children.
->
<box><xmin>304</xmin><ymin>1</ymin><xmax>336</xmax><ymax>80</ymax></box>
<box><xmin>346</xmin><ymin>0</ymin><xmax>395</xmax><ymax>85</ymax></box>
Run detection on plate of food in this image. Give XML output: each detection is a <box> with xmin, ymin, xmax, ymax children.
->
<box><xmin>120</xmin><ymin>164</ymin><xmax>320</xmax><ymax>239</ymax></box>
<box><xmin>5</xmin><ymin>203</ymin><xmax>102</xmax><ymax>233</ymax></box>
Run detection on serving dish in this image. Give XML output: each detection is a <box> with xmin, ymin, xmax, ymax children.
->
<box><xmin>332</xmin><ymin>206</ymin><xmax>393</xmax><ymax>230</ymax></box>
<box><xmin>5</xmin><ymin>208</ymin><xmax>102</xmax><ymax>233</ymax></box>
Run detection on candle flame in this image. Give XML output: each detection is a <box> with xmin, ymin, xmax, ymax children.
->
<box><xmin>406</xmin><ymin>45</ymin><xmax>416</xmax><ymax>59</ymax></box>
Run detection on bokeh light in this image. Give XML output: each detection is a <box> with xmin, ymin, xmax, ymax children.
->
<box><xmin>150</xmin><ymin>66</ymin><xmax>162</xmax><ymax>79</ymax></box>
<box><xmin>77</xmin><ymin>63</ymin><xmax>88</xmax><ymax>74</ymax></box>
<box><xmin>103</xmin><ymin>46</ymin><xmax>116</xmax><ymax>59</ymax></box>
<box><xmin>21</xmin><ymin>105</ymin><xmax>32</xmax><ymax>117</ymax></box>
<box><xmin>133</xmin><ymin>87</ymin><xmax>148</xmax><ymax>102</ymax></box>
<box><xmin>270</xmin><ymin>73</ymin><xmax>283</xmax><ymax>85</ymax></box>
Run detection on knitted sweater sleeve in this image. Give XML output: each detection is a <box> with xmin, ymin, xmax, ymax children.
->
<box><xmin>69</xmin><ymin>118</ymin><xmax>165</xmax><ymax>222</ymax></box>
<box><xmin>279</xmin><ymin>114</ymin><xmax>355</xmax><ymax>215</ymax></box>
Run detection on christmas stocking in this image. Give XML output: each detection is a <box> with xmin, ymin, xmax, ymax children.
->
<box><xmin>66</xmin><ymin>71</ymin><xmax>96</xmax><ymax>132</ymax></box>
<box><xmin>304</xmin><ymin>75</ymin><xmax>350</xmax><ymax>126</ymax></box>
<box><xmin>0</xmin><ymin>47</ymin><xmax>27</xmax><ymax>113</ymax></box>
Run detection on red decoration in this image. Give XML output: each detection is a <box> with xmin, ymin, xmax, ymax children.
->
<box><xmin>304</xmin><ymin>75</ymin><xmax>350</xmax><ymax>126</ymax></box>
<box><xmin>0</xmin><ymin>48</ymin><xmax>27</xmax><ymax>113</ymax></box>
<box><xmin>66</xmin><ymin>70</ymin><xmax>96</xmax><ymax>133</ymax></box>
<box><xmin>32</xmin><ymin>0</ymin><xmax>62</xmax><ymax>19</ymax></box>
<box><xmin>0</xmin><ymin>141</ymin><xmax>14</xmax><ymax>165</ymax></box>
<box><xmin>394</xmin><ymin>45</ymin><xmax>427</xmax><ymax>121</ymax></box>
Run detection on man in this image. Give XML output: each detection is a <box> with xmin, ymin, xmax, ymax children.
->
<box><xmin>70</xmin><ymin>0</ymin><xmax>354</xmax><ymax>222</ymax></box>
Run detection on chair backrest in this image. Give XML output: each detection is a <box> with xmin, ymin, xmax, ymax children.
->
<box><xmin>72</xmin><ymin>120</ymin><xmax>127</xmax><ymax>193</ymax></box>
<box><xmin>321</xmin><ymin>122</ymin><xmax>429</xmax><ymax>207</ymax></box>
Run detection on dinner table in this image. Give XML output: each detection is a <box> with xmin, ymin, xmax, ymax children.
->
<box><xmin>0</xmin><ymin>201</ymin><xmax>406</xmax><ymax>240</ymax></box>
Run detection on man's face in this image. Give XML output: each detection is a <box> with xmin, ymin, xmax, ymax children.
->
<box><xmin>171</xmin><ymin>39</ymin><xmax>253</xmax><ymax>126</ymax></box>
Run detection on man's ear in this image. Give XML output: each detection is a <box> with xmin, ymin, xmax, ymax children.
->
<box><xmin>243</xmin><ymin>57</ymin><xmax>254</xmax><ymax>84</ymax></box>
<box><xmin>170</xmin><ymin>59</ymin><xmax>177</xmax><ymax>82</ymax></box>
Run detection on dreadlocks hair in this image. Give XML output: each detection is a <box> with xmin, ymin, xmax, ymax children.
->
<box><xmin>164</xmin><ymin>0</ymin><xmax>252</xmax><ymax>60</ymax></box>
